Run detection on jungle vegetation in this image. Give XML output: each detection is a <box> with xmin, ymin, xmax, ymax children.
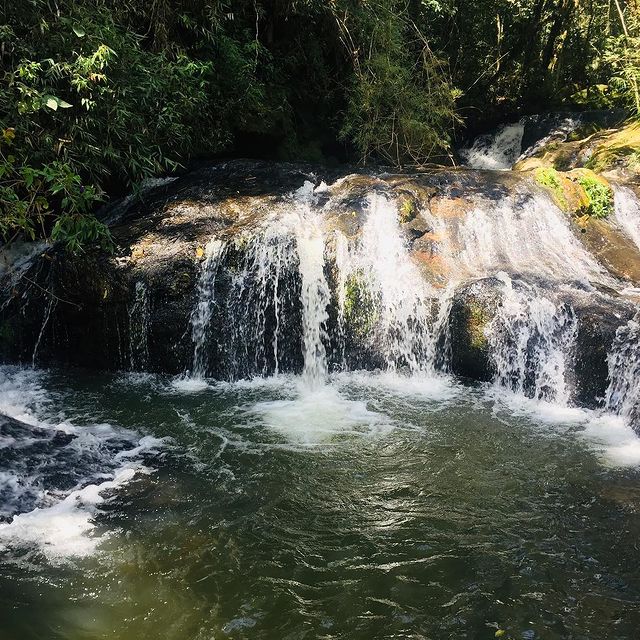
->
<box><xmin>1</xmin><ymin>0</ymin><xmax>639</xmax><ymax>248</ymax></box>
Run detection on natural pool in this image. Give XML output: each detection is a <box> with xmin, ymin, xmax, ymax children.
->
<box><xmin>1</xmin><ymin>366</ymin><xmax>640</xmax><ymax>639</ymax></box>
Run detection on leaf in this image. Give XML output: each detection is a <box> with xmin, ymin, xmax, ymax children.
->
<box><xmin>72</xmin><ymin>25</ymin><xmax>86</xmax><ymax>38</ymax></box>
<box><xmin>44</xmin><ymin>95</ymin><xmax>58</xmax><ymax>110</ymax></box>
<box><xmin>57</xmin><ymin>99</ymin><xmax>73</xmax><ymax>109</ymax></box>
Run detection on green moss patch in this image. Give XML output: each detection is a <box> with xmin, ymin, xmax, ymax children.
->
<box><xmin>535</xmin><ymin>167</ymin><xmax>569</xmax><ymax>210</ymax></box>
<box><xmin>344</xmin><ymin>272</ymin><xmax>378</xmax><ymax>338</ymax></box>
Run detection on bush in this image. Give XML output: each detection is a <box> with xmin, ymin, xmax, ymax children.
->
<box><xmin>577</xmin><ymin>175</ymin><xmax>614</xmax><ymax>219</ymax></box>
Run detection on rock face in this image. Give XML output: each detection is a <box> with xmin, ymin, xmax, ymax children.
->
<box><xmin>1</xmin><ymin>159</ymin><xmax>639</xmax><ymax>417</ymax></box>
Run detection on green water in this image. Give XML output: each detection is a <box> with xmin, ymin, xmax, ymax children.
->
<box><xmin>1</xmin><ymin>368</ymin><xmax>639</xmax><ymax>639</ymax></box>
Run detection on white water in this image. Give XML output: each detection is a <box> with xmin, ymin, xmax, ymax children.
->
<box><xmin>332</xmin><ymin>193</ymin><xmax>447</xmax><ymax>373</ymax></box>
<box><xmin>294</xmin><ymin>184</ymin><xmax>331</xmax><ymax>388</ymax></box>
<box><xmin>460</xmin><ymin>115</ymin><xmax>580</xmax><ymax>171</ymax></box>
<box><xmin>460</xmin><ymin>122</ymin><xmax>525</xmax><ymax>170</ymax></box>
<box><xmin>613</xmin><ymin>186</ymin><xmax>640</xmax><ymax>249</ymax></box>
<box><xmin>129</xmin><ymin>280</ymin><xmax>150</xmax><ymax>371</ymax></box>
<box><xmin>486</xmin><ymin>274</ymin><xmax>577</xmax><ymax>403</ymax></box>
<box><xmin>190</xmin><ymin>238</ymin><xmax>226</xmax><ymax>378</ymax></box>
<box><xmin>0</xmin><ymin>367</ymin><xmax>167</xmax><ymax>562</ymax></box>
<box><xmin>606</xmin><ymin>314</ymin><xmax>640</xmax><ymax>422</ymax></box>
<box><xmin>449</xmin><ymin>189</ymin><xmax>608</xmax><ymax>285</ymax></box>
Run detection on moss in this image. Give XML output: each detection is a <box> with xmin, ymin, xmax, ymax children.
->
<box><xmin>343</xmin><ymin>272</ymin><xmax>377</xmax><ymax>338</ymax></box>
<box><xmin>535</xmin><ymin>167</ymin><xmax>569</xmax><ymax>210</ymax></box>
<box><xmin>576</xmin><ymin>174</ymin><xmax>614</xmax><ymax>218</ymax></box>
<box><xmin>398</xmin><ymin>198</ymin><xmax>416</xmax><ymax>223</ymax></box>
<box><xmin>467</xmin><ymin>303</ymin><xmax>489</xmax><ymax>350</ymax></box>
<box><xmin>585</xmin><ymin>122</ymin><xmax>640</xmax><ymax>173</ymax></box>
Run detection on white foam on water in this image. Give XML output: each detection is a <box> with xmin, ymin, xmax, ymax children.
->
<box><xmin>170</xmin><ymin>376</ymin><xmax>212</xmax><ymax>393</ymax></box>
<box><xmin>0</xmin><ymin>465</ymin><xmax>144</xmax><ymax>562</ymax></box>
<box><xmin>251</xmin><ymin>382</ymin><xmax>393</xmax><ymax>445</ymax></box>
<box><xmin>489</xmin><ymin>386</ymin><xmax>640</xmax><ymax>467</ymax></box>
<box><xmin>333</xmin><ymin>370</ymin><xmax>461</xmax><ymax>403</ymax></box>
<box><xmin>580</xmin><ymin>414</ymin><xmax>640</xmax><ymax>468</ymax></box>
<box><xmin>0</xmin><ymin>366</ymin><xmax>168</xmax><ymax>562</ymax></box>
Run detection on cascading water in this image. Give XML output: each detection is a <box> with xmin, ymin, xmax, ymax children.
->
<box><xmin>332</xmin><ymin>192</ymin><xmax>448</xmax><ymax>373</ymax></box>
<box><xmin>294</xmin><ymin>186</ymin><xmax>331</xmax><ymax>388</ymax></box>
<box><xmin>459</xmin><ymin>114</ymin><xmax>582</xmax><ymax>171</ymax></box>
<box><xmin>459</xmin><ymin>122</ymin><xmax>526</xmax><ymax>170</ymax></box>
<box><xmin>190</xmin><ymin>238</ymin><xmax>227</xmax><ymax>378</ymax></box>
<box><xmin>613</xmin><ymin>185</ymin><xmax>640</xmax><ymax>249</ymax></box>
<box><xmin>181</xmin><ymin>170</ymin><xmax>640</xmax><ymax>426</ymax></box>
<box><xmin>606</xmin><ymin>314</ymin><xmax>640</xmax><ymax>423</ymax></box>
<box><xmin>129</xmin><ymin>281</ymin><xmax>150</xmax><ymax>371</ymax></box>
<box><xmin>188</xmin><ymin>182</ymin><xmax>330</xmax><ymax>384</ymax></box>
<box><xmin>486</xmin><ymin>274</ymin><xmax>577</xmax><ymax>403</ymax></box>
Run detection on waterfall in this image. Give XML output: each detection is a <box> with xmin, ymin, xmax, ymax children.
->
<box><xmin>332</xmin><ymin>193</ymin><xmax>447</xmax><ymax>373</ymax></box>
<box><xmin>188</xmin><ymin>182</ymin><xmax>330</xmax><ymax>383</ymax></box>
<box><xmin>129</xmin><ymin>281</ymin><xmax>150</xmax><ymax>371</ymax></box>
<box><xmin>606</xmin><ymin>315</ymin><xmax>640</xmax><ymax>424</ymax></box>
<box><xmin>294</xmin><ymin>191</ymin><xmax>330</xmax><ymax>388</ymax></box>
<box><xmin>182</xmin><ymin>173</ymin><xmax>640</xmax><ymax>416</ymax></box>
<box><xmin>486</xmin><ymin>275</ymin><xmax>577</xmax><ymax>403</ymax></box>
<box><xmin>613</xmin><ymin>186</ymin><xmax>640</xmax><ymax>249</ymax></box>
<box><xmin>459</xmin><ymin>122</ymin><xmax>525</xmax><ymax>170</ymax></box>
<box><xmin>190</xmin><ymin>238</ymin><xmax>226</xmax><ymax>378</ymax></box>
<box><xmin>452</xmin><ymin>189</ymin><xmax>607</xmax><ymax>286</ymax></box>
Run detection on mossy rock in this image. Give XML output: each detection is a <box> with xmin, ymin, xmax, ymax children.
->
<box><xmin>586</xmin><ymin>122</ymin><xmax>640</xmax><ymax>173</ymax></box>
<box><xmin>398</xmin><ymin>197</ymin><xmax>417</xmax><ymax>223</ymax></box>
<box><xmin>467</xmin><ymin>302</ymin><xmax>490</xmax><ymax>350</ymax></box>
<box><xmin>343</xmin><ymin>271</ymin><xmax>378</xmax><ymax>339</ymax></box>
<box><xmin>534</xmin><ymin>167</ymin><xmax>588</xmax><ymax>213</ymax></box>
<box><xmin>534</xmin><ymin>166</ymin><xmax>613</xmax><ymax>219</ymax></box>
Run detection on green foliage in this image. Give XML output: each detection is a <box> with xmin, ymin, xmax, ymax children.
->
<box><xmin>1</xmin><ymin>0</ymin><xmax>638</xmax><ymax>252</ymax></box>
<box><xmin>336</xmin><ymin>1</ymin><xmax>460</xmax><ymax>165</ymax></box>
<box><xmin>51</xmin><ymin>213</ymin><xmax>113</xmax><ymax>254</ymax></box>
<box><xmin>535</xmin><ymin>167</ymin><xmax>568</xmax><ymax>210</ymax></box>
<box><xmin>399</xmin><ymin>198</ymin><xmax>416</xmax><ymax>223</ymax></box>
<box><xmin>577</xmin><ymin>175</ymin><xmax>614</xmax><ymax>218</ymax></box>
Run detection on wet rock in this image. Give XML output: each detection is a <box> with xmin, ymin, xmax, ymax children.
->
<box><xmin>570</xmin><ymin>293</ymin><xmax>637</xmax><ymax>408</ymax></box>
<box><xmin>448</xmin><ymin>278</ymin><xmax>502</xmax><ymax>381</ymax></box>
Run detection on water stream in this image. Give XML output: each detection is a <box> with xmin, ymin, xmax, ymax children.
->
<box><xmin>2</xmin><ymin>153</ymin><xmax>640</xmax><ymax>637</ymax></box>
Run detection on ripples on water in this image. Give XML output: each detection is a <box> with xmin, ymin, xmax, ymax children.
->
<box><xmin>0</xmin><ymin>365</ymin><xmax>640</xmax><ymax>639</ymax></box>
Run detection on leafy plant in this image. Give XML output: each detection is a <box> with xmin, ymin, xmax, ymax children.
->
<box><xmin>577</xmin><ymin>175</ymin><xmax>614</xmax><ymax>218</ymax></box>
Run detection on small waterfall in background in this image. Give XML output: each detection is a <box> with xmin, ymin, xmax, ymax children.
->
<box><xmin>129</xmin><ymin>281</ymin><xmax>151</xmax><ymax>371</ymax></box>
<box><xmin>606</xmin><ymin>314</ymin><xmax>640</xmax><ymax>422</ymax></box>
<box><xmin>613</xmin><ymin>186</ymin><xmax>640</xmax><ymax>250</ymax></box>
<box><xmin>486</xmin><ymin>275</ymin><xmax>577</xmax><ymax>403</ymax></box>
<box><xmin>459</xmin><ymin>121</ymin><xmax>526</xmax><ymax>170</ymax></box>
<box><xmin>459</xmin><ymin>114</ymin><xmax>582</xmax><ymax>171</ymax></box>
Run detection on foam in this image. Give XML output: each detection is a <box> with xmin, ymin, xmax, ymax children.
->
<box><xmin>251</xmin><ymin>383</ymin><xmax>393</xmax><ymax>445</ymax></box>
<box><xmin>0</xmin><ymin>465</ymin><xmax>145</xmax><ymax>562</ymax></box>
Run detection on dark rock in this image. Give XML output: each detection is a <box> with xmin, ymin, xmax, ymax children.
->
<box><xmin>448</xmin><ymin>278</ymin><xmax>502</xmax><ymax>381</ymax></box>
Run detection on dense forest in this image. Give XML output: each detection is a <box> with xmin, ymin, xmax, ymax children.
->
<box><xmin>1</xmin><ymin>0</ymin><xmax>639</xmax><ymax>249</ymax></box>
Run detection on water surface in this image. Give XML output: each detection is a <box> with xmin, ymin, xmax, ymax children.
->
<box><xmin>1</xmin><ymin>366</ymin><xmax>640</xmax><ymax>639</ymax></box>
